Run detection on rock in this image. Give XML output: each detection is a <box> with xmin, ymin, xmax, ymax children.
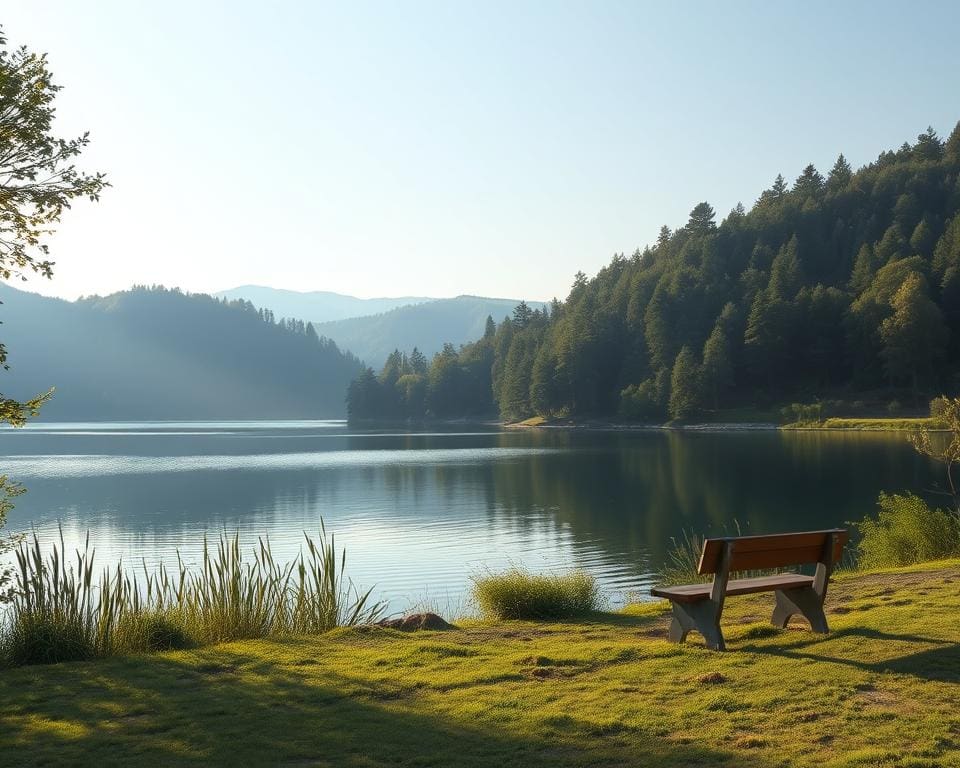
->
<box><xmin>377</xmin><ymin>612</ymin><xmax>455</xmax><ymax>632</ymax></box>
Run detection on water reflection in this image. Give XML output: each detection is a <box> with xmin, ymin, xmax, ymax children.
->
<box><xmin>0</xmin><ymin>423</ymin><xmax>937</xmax><ymax>613</ymax></box>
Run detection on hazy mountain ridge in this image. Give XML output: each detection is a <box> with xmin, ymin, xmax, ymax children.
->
<box><xmin>0</xmin><ymin>283</ymin><xmax>363</xmax><ymax>420</ymax></box>
<box><xmin>214</xmin><ymin>285</ymin><xmax>432</xmax><ymax>324</ymax></box>
<box><xmin>314</xmin><ymin>295</ymin><xmax>548</xmax><ymax>367</ymax></box>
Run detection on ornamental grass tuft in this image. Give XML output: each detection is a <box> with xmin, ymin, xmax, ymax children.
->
<box><xmin>471</xmin><ymin>568</ymin><xmax>600</xmax><ymax>619</ymax></box>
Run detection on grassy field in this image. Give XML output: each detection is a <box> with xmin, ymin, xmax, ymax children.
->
<box><xmin>2</xmin><ymin>562</ymin><xmax>959</xmax><ymax>767</ymax></box>
<box><xmin>782</xmin><ymin>416</ymin><xmax>944</xmax><ymax>431</ymax></box>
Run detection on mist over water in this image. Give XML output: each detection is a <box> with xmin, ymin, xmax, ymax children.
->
<box><xmin>0</xmin><ymin>421</ymin><xmax>938</xmax><ymax>614</ymax></box>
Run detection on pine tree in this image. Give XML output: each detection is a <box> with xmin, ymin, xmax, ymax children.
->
<box><xmin>701</xmin><ymin>320</ymin><xmax>733</xmax><ymax>409</ymax></box>
<box><xmin>793</xmin><ymin>164</ymin><xmax>824</xmax><ymax>199</ymax></box>
<box><xmin>880</xmin><ymin>273</ymin><xmax>948</xmax><ymax>397</ymax></box>
<box><xmin>409</xmin><ymin>347</ymin><xmax>428</xmax><ymax>375</ymax></box>
<box><xmin>768</xmin><ymin>236</ymin><xmax>803</xmax><ymax>299</ymax></box>
<box><xmin>484</xmin><ymin>315</ymin><xmax>496</xmax><ymax>338</ymax></box>
<box><xmin>945</xmin><ymin>120</ymin><xmax>960</xmax><ymax>162</ymax></box>
<box><xmin>668</xmin><ymin>346</ymin><xmax>700</xmax><ymax>421</ymax></box>
<box><xmin>913</xmin><ymin>126</ymin><xmax>944</xmax><ymax>162</ymax></box>
<box><xmin>876</xmin><ymin>223</ymin><xmax>908</xmax><ymax>263</ymax></box>
<box><xmin>909</xmin><ymin>216</ymin><xmax>937</xmax><ymax>257</ymax></box>
<box><xmin>687</xmin><ymin>202</ymin><xmax>716</xmax><ymax>234</ymax></box>
<box><xmin>826</xmin><ymin>154</ymin><xmax>852</xmax><ymax>191</ymax></box>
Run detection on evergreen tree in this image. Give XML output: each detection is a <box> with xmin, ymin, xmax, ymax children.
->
<box><xmin>701</xmin><ymin>319</ymin><xmax>733</xmax><ymax>409</ymax></box>
<box><xmin>512</xmin><ymin>300</ymin><xmax>532</xmax><ymax>328</ymax></box>
<box><xmin>913</xmin><ymin>126</ymin><xmax>944</xmax><ymax>162</ymax></box>
<box><xmin>945</xmin><ymin>120</ymin><xmax>960</xmax><ymax>162</ymax></box>
<box><xmin>880</xmin><ymin>273</ymin><xmax>948</xmax><ymax>396</ymax></box>
<box><xmin>850</xmin><ymin>244</ymin><xmax>879</xmax><ymax>293</ymax></box>
<box><xmin>668</xmin><ymin>346</ymin><xmax>700</xmax><ymax>421</ymax></box>
<box><xmin>409</xmin><ymin>347</ymin><xmax>428</xmax><ymax>375</ymax></box>
<box><xmin>793</xmin><ymin>164</ymin><xmax>824</xmax><ymax>199</ymax></box>
<box><xmin>687</xmin><ymin>202</ymin><xmax>717</xmax><ymax>234</ymax></box>
<box><xmin>826</xmin><ymin>154</ymin><xmax>852</xmax><ymax>191</ymax></box>
<box><xmin>768</xmin><ymin>236</ymin><xmax>803</xmax><ymax>299</ymax></box>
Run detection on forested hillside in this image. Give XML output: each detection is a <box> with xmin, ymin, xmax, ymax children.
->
<box><xmin>348</xmin><ymin>122</ymin><xmax>960</xmax><ymax>423</ymax></box>
<box><xmin>315</xmin><ymin>295</ymin><xmax>547</xmax><ymax>368</ymax></box>
<box><xmin>0</xmin><ymin>284</ymin><xmax>362</xmax><ymax>420</ymax></box>
<box><xmin>214</xmin><ymin>285</ymin><xmax>431</xmax><ymax>324</ymax></box>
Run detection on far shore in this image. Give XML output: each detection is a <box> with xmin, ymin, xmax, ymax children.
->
<box><xmin>503</xmin><ymin>414</ymin><xmax>945</xmax><ymax>433</ymax></box>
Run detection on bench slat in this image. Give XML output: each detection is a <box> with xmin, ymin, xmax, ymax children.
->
<box><xmin>698</xmin><ymin>529</ymin><xmax>848</xmax><ymax>575</ymax></box>
<box><xmin>651</xmin><ymin>573</ymin><xmax>814</xmax><ymax>604</ymax></box>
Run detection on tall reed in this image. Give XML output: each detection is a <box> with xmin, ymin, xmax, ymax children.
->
<box><xmin>0</xmin><ymin>524</ymin><xmax>384</xmax><ymax>667</ymax></box>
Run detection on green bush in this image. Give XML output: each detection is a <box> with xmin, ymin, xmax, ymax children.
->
<box><xmin>929</xmin><ymin>395</ymin><xmax>950</xmax><ymax>422</ymax></box>
<box><xmin>780</xmin><ymin>402</ymin><xmax>823</xmax><ymax>425</ymax></box>
<box><xmin>855</xmin><ymin>493</ymin><xmax>960</xmax><ymax>570</ymax></box>
<box><xmin>472</xmin><ymin>569</ymin><xmax>600</xmax><ymax>619</ymax></box>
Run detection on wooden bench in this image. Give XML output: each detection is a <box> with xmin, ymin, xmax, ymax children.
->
<box><xmin>651</xmin><ymin>528</ymin><xmax>848</xmax><ymax>651</ymax></box>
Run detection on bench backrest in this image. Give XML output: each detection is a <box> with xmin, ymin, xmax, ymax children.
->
<box><xmin>697</xmin><ymin>529</ymin><xmax>848</xmax><ymax>575</ymax></box>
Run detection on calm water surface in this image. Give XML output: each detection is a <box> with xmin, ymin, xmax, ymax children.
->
<box><xmin>0</xmin><ymin>421</ymin><xmax>940</xmax><ymax>613</ymax></box>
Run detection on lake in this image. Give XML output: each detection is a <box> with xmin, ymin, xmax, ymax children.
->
<box><xmin>0</xmin><ymin>421</ymin><xmax>941</xmax><ymax>614</ymax></box>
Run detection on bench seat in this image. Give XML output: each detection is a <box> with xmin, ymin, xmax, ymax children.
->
<box><xmin>651</xmin><ymin>573</ymin><xmax>814</xmax><ymax>604</ymax></box>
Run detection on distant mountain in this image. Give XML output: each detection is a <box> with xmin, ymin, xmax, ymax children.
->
<box><xmin>0</xmin><ymin>283</ymin><xmax>363</xmax><ymax>420</ymax></box>
<box><xmin>315</xmin><ymin>296</ymin><xmax>547</xmax><ymax>368</ymax></box>
<box><xmin>214</xmin><ymin>285</ymin><xmax>432</xmax><ymax>324</ymax></box>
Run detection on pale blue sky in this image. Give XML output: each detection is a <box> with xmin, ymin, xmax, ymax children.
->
<box><xmin>4</xmin><ymin>1</ymin><xmax>959</xmax><ymax>303</ymax></box>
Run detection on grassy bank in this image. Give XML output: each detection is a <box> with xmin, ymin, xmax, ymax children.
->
<box><xmin>2</xmin><ymin>562</ymin><xmax>959</xmax><ymax>767</ymax></box>
<box><xmin>781</xmin><ymin>417</ymin><xmax>944</xmax><ymax>431</ymax></box>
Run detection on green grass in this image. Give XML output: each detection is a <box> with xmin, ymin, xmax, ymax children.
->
<box><xmin>2</xmin><ymin>562</ymin><xmax>959</xmax><ymax>766</ymax></box>
<box><xmin>472</xmin><ymin>569</ymin><xmax>600</xmax><ymax>619</ymax></box>
<box><xmin>782</xmin><ymin>416</ymin><xmax>944</xmax><ymax>431</ymax></box>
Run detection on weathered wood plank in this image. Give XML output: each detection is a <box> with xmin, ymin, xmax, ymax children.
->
<box><xmin>651</xmin><ymin>573</ymin><xmax>814</xmax><ymax>603</ymax></box>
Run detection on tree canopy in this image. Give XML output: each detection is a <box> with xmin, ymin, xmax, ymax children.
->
<box><xmin>0</xmin><ymin>26</ymin><xmax>107</xmax><ymax>426</ymax></box>
<box><xmin>348</xmin><ymin>121</ymin><xmax>960</xmax><ymax>424</ymax></box>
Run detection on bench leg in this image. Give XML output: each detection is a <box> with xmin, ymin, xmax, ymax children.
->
<box><xmin>669</xmin><ymin>602</ymin><xmax>726</xmax><ymax>651</ymax></box>
<box><xmin>771</xmin><ymin>587</ymin><xmax>829</xmax><ymax>633</ymax></box>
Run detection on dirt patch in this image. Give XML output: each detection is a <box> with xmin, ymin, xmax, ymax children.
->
<box><xmin>697</xmin><ymin>672</ymin><xmax>728</xmax><ymax>685</ymax></box>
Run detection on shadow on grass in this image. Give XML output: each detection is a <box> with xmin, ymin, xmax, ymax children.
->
<box><xmin>0</xmin><ymin>641</ymin><xmax>773</xmax><ymax>767</ymax></box>
<box><xmin>741</xmin><ymin>626</ymin><xmax>960</xmax><ymax>682</ymax></box>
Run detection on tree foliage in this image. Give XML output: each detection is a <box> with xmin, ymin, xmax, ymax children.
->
<box><xmin>349</xmin><ymin>122</ymin><xmax>960</xmax><ymax>423</ymax></box>
<box><xmin>0</xmin><ymin>27</ymin><xmax>107</xmax><ymax>426</ymax></box>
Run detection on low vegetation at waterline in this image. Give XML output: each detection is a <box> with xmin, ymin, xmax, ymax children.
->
<box><xmin>854</xmin><ymin>493</ymin><xmax>960</xmax><ymax>569</ymax></box>
<box><xmin>0</xmin><ymin>527</ymin><xmax>383</xmax><ymax>667</ymax></box>
<box><xmin>471</xmin><ymin>569</ymin><xmax>600</xmax><ymax>619</ymax></box>
<box><xmin>1</xmin><ymin>562</ymin><xmax>958</xmax><ymax>766</ymax></box>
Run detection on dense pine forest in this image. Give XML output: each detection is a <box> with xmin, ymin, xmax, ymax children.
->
<box><xmin>347</xmin><ymin>123</ymin><xmax>960</xmax><ymax>424</ymax></box>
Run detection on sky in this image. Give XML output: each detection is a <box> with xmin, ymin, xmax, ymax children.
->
<box><xmin>3</xmin><ymin>1</ymin><xmax>960</xmax><ymax>303</ymax></box>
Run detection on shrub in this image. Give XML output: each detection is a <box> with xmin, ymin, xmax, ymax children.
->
<box><xmin>854</xmin><ymin>493</ymin><xmax>960</xmax><ymax>570</ymax></box>
<box><xmin>929</xmin><ymin>395</ymin><xmax>950</xmax><ymax>422</ymax></box>
<box><xmin>472</xmin><ymin>569</ymin><xmax>600</xmax><ymax>619</ymax></box>
<box><xmin>780</xmin><ymin>402</ymin><xmax>823</xmax><ymax>425</ymax></box>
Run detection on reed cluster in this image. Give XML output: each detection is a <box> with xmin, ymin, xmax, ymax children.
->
<box><xmin>0</xmin><ymin>524</ymin><xmax>383</xmax><ymax>667</ymax></box>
